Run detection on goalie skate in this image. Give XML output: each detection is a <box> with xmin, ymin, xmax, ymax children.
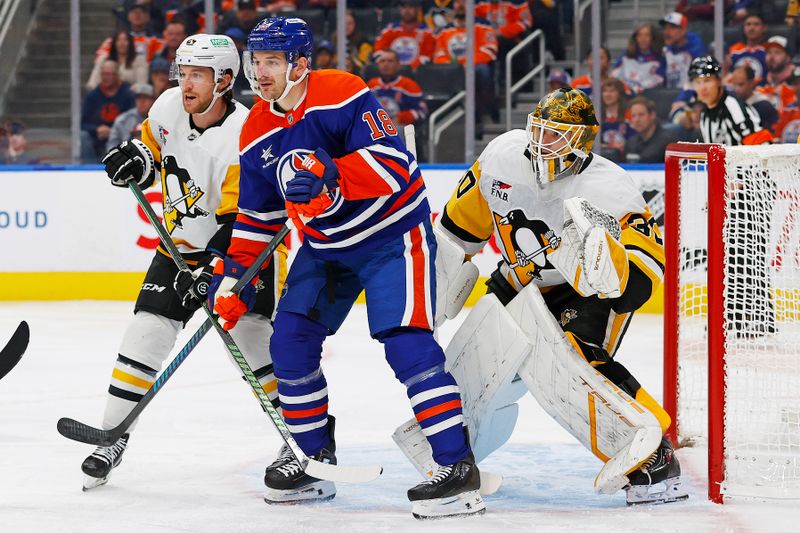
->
<box><xmin>625</xmin><ymin>438</ymin><xmax>688</xmax><ymax>505</ymax></box>
<box><xmin>408</xmin><ymin>452</ymin><xmax>485</xmax><ymax>520</ymax></box>
<box><xmin>81</xmin><ymin>433</ymin><xmax>129</xmax><ymax>491</ymax></box>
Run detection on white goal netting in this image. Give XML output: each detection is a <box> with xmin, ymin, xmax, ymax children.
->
<box><xmin>673</xmin><ymin>144</ymin><xmax>800</xmax><ymax>499</ymax></box>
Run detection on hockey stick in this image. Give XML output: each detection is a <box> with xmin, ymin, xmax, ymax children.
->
<box><xmin>57</xmin><ymin>190</ymin><xmax>289</xmax><ymax>448</ymax></box>
<box><xmin>401</xmin><ymin>124</ymin><xmax>503</xmax><ymax>494</ymax></box>
<box><xmin>0</xmin><ymin>321</ymin><xmax>29</xmax><ymax>380</ymax></box>
<box><xmin>130</xmin><ymin>183</ymin><xmax>381</xmax><ymax>484</ymax></box>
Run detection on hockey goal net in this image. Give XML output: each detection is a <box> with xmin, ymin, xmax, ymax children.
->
<box><xmin>664</xmin><ymin>143</ymin><xmax>800</xmax><ymax>503</ymax></box>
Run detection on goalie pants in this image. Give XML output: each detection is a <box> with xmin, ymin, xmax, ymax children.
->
<box><xmin>488</xmin><ymin>275</ymin><xmax>671</xmax><ymax>433</ymax></box>
<box><xmin>270</xmin><ymin>221</ymin><xmax>470</xmax><ymax>465</ymax></box>
<box><xmin>100</xmin><ymin>251</ymin><xmax>279</xmax><ymax>431</ymax></box>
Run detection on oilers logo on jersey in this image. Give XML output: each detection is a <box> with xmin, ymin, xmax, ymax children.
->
<box><xmin>391</xmin><ymin>37</ymin><xmax>421</xmax><ymax>65</ymax></box>
<box><xmin>274</xmin><ymin>149</ymin><xmax>342</xmax><ymax>211</ymax></box>
<box><xmin>494</xmin><ymin>210</ymin><xmax>561</xmax><ymax>282</ymax></box>
<box><xmin>161</xmin><ymin>155</ymin><xmax>208</xmax><ymax>232</ymax></box>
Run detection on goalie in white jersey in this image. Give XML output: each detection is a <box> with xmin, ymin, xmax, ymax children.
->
<box><xmin>78</xmin><ymin>34</ymin><xmax>286</xmax><ymax>490</ymax></box>
<box><xmin>397</xmin><ymin>87</ymin><xmax>687</xmax><ymax>506</ymax></box>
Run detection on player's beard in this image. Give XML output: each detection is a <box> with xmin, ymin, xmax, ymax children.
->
<box><xmin>182</xmin><ymin>87</ymin><xmax>214</xmax><ymax>115</ymax></box>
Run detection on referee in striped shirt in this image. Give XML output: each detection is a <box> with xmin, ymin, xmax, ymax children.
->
<box><xmin>689</xmin><ymin>55</ymin><xmax>776</xmax><ymax>337</ymax></box>
<box><xmin>690</xmin><ymin>55</ymin><xmax>774</xmax><ymax>145</ymax></box>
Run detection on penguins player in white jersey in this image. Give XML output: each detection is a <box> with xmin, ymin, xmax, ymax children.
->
<box><xmin>79</xmin><ymin>34</ymin><xmax>286</xmax><ymax>490</ymax></box>
<box><xmin>429</xmin><ymin>87</ymin><xmax>688</xmax><ymax>505</ymax></box>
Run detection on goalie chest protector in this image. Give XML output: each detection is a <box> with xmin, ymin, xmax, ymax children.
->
<box><xmin>475</xmin><ymin>129</ymin><xmax>646</xmax><ymax>290</ymax></box>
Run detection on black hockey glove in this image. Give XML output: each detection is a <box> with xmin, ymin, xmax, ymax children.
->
<box><xmin>174</xmin><ymin>263</ymin><xmax>214</xmax><ymax>311</ymax></box>
<box><xmin>103</xmin><ymin>139</ymin><xmax>156</xmax><ymax>189</ymax></box>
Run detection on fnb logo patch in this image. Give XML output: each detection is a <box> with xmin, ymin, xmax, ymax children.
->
<box><xmin>490</xmin><ymin>179</ymin><xmax>512</xmax><ymax>201</ymax></box>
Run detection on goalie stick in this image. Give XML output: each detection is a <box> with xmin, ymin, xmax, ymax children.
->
<box><xmin>102</xmin><ymin>183</ymin><xmax>380</xmax><ymax>484</ymax></box>
<box><xmin>0</xmin><ymin>321</ymin><xmax>29</xmax><ymax>381</ymax></box>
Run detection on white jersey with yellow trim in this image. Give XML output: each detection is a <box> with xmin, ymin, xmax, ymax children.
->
<box><xmin>438</xmin><ymin>129</ymin><xmax>665</xmax><ymax>298</ymax></box>
<box><xmin>141</xmin><ymin>86</ymin><xmax>250</xmax><ymax>254</ymax></box>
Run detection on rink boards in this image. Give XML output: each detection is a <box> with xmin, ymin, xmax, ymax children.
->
<box><xmin>0</xmin><ymin>164</ymin><xmax>664</xmax><ymax>312</ymax></box>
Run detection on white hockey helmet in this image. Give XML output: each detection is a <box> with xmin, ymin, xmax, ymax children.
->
<box><xmin>171</xmin><ymin>34</ymin><xmax>241</xmax><ymax>114</ymax></box>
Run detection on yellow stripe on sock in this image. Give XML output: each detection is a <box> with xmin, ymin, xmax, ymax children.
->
<box><xmin>262</xmin><ymin>379</ymin><xmax>278</xmax><ymax>395</ymax></box>
<box><xmin>112</xmin><ymin>368</ymin><xmax>154</xmax><ymax>390</ymax></box>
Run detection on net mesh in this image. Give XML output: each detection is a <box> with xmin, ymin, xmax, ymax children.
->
<box><xmin>675</xmin><ymin>145</ymin><xmax>800</xmax><ymax>499</ymax></box>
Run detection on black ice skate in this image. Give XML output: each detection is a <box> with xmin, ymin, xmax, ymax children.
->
<box><xmin>81</xmin><ymin>433</ymin><xmax>129</xmax><ymax>491</ymax></box>
<box><xmin>263</xmin><ymin>416</ymin><xmax>337</xmax><ymax>504</ymax></box>
<box><xmin>625</xmin><ymin>438</ymin><xmax>689</xmax><ymax>505</ymax></box>
<box><xmin>407</xmin><ymin>452</ymin><xmax>485</xmax><ymax>520</ymax></box>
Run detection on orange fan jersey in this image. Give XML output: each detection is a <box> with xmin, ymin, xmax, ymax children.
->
<box><xmin>756</xmin><ymin>82</ymin><xmax>797</xmax><ymax>114</ymax></box>
<box><xmin>433</xmin><ymin>20</ymin><xmax>498</xmax><ymax>65</ymax></box>
<box><xmin>475</xmin><ymin>0</ymin><xmax>532</xmax><ymax>40</ymax></box>
<box><xmin>374</xmin><ymin>22</ymin><xmax>436</xmax><ymax>69</ymax></box>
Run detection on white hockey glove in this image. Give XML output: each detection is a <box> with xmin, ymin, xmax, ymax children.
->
<box><xmin>102</xmin><ymin>139</ymin><xmax>156</xmax><ymax>189</ymax></box>
<box><xmin>549</xmin><ymin>197</ymin><xmax>628</xmax><ymax>298</ymax></box>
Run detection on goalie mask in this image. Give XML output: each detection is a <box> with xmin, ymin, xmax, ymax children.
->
<box><xmin>527</xmin><ymin>87</ymin><xmax>599</xmax><ymax>187</ymax></box>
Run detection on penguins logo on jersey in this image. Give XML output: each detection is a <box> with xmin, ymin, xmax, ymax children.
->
<box><xmin>560</xmin><ymin>308</ymin><xmax>578</xmax><ymax>326</ymax></box>
<box><xmin>161</xmin><ymin>155</ymin><xmax>209</xmax><ymax>233</ymax></box>
<box><xmin>493</xmin><ymin>210</ymin><xmax>560</xmax><ymax>284</ymax></box>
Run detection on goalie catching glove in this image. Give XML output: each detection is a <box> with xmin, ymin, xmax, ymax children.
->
<box><xmin>548</xmin><ymin>197</ymin><xmax>628</xmax><ymax>298</ymax></box>
<box><xmin>102</xmin><ymin>139</ymin><xmax>156</xmax><ymax>189</ymax></box>
<box><xmin>208</xmin><ymin>257</ymin><xmax>259</xmax><ymax>330</ymax></box>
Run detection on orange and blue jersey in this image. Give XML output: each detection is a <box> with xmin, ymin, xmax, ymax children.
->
<box><xmin>757</xmin><ymin>82</ymin><xmax>797</xmax><ymax>114</ymax></box>
<box><xmin>475</xmin><ymin>0</ymin><xmax>532</xmax><ymax>40</ymax></box>
<box><xmin>367</xmin><ymin>75</ymin><xmax>428</xmax><ymax>127</ymax></box>
<box><xmin>433</xmin><ymin>19</ymin><xmax>498</xmax><ymax>65</ymax></box>
<box><xmin>233</xmin><ymin>69</ymin><xmax>429</xmax><ymax>265</ymax></box>
<box><xmin>728</xmin><ymin>42</ymin><xmax>767</xmax><ymax>82</ymax></box>
<box><xmin>374</xmin><ymin>22</ymin><xmax>436</xmax><ymax>69</ymax></box>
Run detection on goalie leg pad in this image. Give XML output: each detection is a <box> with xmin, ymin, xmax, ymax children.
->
<box><xmin>393</xmin><ymin>293</ymin><xmax>531</xmax><ymax>479</ymax></box>
<box><xmin>507</xmin><ymin>283</ymin><xmax>663</xmax><ymax>494</ymax></box>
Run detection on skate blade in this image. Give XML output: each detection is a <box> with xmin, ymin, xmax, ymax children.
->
<box><xmin>626</xmin><ymin>477</ymin><xmax>689</xmax><ymax>506</ymax></box>
<box><xmin>411</xmin><ymin>489</ymin><xmax>486</xmax><ymax>520</ymax></box>
<box><xmin>264</xmin><ymin>480</ymin><xmax>336</xmax><ymax>504</ymax></box>
<box><xmin>82</xmin><ymin>475</ymin><xmax>110</xmax><ymax>491</ymax></box>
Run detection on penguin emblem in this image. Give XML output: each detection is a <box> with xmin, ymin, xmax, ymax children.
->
<box><xmin>161</xmin><ymin>155</ymin><xmax>209</xmax><ymax>233</ymax></box>
<box><xmin>494</xmin><ymin>210</ymin><xmax>560</xmax><ymax>282</ymax></box>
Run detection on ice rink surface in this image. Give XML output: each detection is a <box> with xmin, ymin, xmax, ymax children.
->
<box><xmin>0</xmin><ymin>302</ymin><xmax>798</xmax><ymax>532</ymax></box>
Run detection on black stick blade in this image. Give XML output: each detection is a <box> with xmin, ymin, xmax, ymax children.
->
<box><xmin>57</xmin><ymin>417</ymin><xmax>116</xmax><ymax>446</ymax></box>
<box><xmin>0</xmin><ymin>321</ymin><xmax>30</xmax><ymax>380</ymax></box>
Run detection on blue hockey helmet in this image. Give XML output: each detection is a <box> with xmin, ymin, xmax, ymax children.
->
<box><xmin>247</xmin><ymin>17</ymin><xmax>313</xmax><ymax>65</ymax></box>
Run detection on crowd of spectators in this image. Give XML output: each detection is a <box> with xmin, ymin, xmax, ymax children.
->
<box><xmin>573</xmin><ymin>4</ymin><xmax>800</xmax><ymax>163</ymax></box>
<box><xmin>5</xmin><ymin>0</ymin><xmax>795</xmax><ymax>164</ymax></box>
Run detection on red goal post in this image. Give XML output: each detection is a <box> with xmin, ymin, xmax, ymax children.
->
<box><xmin>663</xmin><ymin>142</ymin><xmax>800</xmax><ymax>504</ymax></box>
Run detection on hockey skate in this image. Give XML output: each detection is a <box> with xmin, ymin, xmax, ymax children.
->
<box><xmin>81</xmin><ymin>433</ymin><xmax>130</xmax><ymax>491</ymax></box>
<box><xmin>625</xmin><ymin>438</ymin><xmax>689</xmax><ymax>505</ymax></box>
<box><xmin>407</xmin><ymin>452</ymin><xmax>485</xmax><ymax>520</ymax></box>
<box><xmin>263</xmin><ymin>417</ymin><xmax>337</xmax><ymax>504</ymax></box>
